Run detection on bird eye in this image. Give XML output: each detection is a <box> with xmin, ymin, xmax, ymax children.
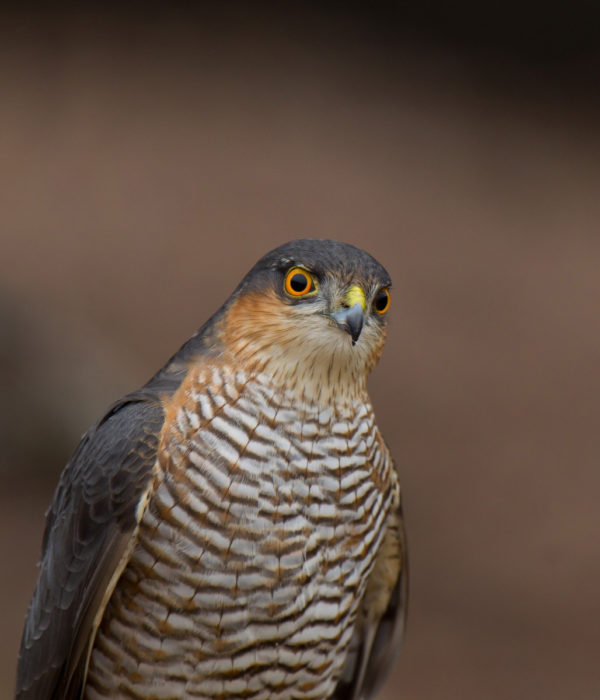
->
<box><xmin>373</xmin><ymin>288</ymin><xmax>390</xmax><ymax>314</ymax></box>
<box><xmin>284</xmin><ymin>267</ymin><xmax>316</xmax><ymax>297</ymax></box>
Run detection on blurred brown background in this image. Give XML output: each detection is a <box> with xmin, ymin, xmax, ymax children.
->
<box><xmin>1</xmin><ymin>4</ymin><xmax>599</xmax><ymax>699</ymax></box>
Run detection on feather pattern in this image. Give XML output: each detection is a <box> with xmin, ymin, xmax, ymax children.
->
<box><xmin>84</xmin><ymin>364</ymin><xmax>404</xmax><ymax>699</ymax></box>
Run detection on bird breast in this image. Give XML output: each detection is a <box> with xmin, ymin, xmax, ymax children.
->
<box><xmin>85</xmin><ymin>364</ymin><xmax>396</xmax><ymax>700</ymax></box>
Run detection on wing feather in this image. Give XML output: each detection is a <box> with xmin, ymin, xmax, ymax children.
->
<box><xmin>16</xmin><ymin>395</ymin><xmax>166</xmax><ymax>700</ymax></box>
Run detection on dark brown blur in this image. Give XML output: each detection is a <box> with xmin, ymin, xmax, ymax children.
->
<box><xmin>2</xmin><ymin>5</ymin><xmax>599</xmax><ymax>699</ymax></box>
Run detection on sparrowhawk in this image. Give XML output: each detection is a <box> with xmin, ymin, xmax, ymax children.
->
<box><xmin>16</xmin><ymin>239</ymin><xmax>407</xmax><ymax>700</ymax></box>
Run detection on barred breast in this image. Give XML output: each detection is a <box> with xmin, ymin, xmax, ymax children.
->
<box><xmin>85</xmin><ymin>364</ymin><xmax>397</xmax><ymax>699</ymax></box>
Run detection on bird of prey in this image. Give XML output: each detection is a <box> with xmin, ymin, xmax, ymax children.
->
<box><xmin>16</xmin><ymin>239</ymin><xmax>407</xmax><ymax>700</ymax></box>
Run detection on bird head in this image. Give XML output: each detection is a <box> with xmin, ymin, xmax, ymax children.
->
<box><xmin>214</xmin><ymin>239</ymin><xmax>392</xmax><ymax>403</ymax></box>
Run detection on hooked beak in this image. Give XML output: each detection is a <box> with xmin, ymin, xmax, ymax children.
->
<box><xmin>331</xmin><ymin>303</ymin><xmax>365</xmax><ymax>345</ymax></box>
<box><xmin>330</xmin><ymin>286</ymin><xmax>367</xmax><ymax>346</ymax></box>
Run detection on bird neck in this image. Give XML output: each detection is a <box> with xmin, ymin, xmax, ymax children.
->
<box><xmin>210</xmin><ymin>292</ymin><xmax>376</xmax><ymax>407</ymax></box>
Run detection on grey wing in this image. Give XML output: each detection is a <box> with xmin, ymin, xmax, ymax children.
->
<box><xmin>15</xmin><ymin>396</ymin><xmax>166</xmax><ymax>700</ymax></box>
<box><xmin>333</xmin><ymin>497</ymin><xmax>408</xmax><ymax>700</ymax></box>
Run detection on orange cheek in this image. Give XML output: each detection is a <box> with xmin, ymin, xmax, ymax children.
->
<box><xmin>218</xmin><ymin>290</ymin><xmax>294</xmax><ymax>355</ymax></box>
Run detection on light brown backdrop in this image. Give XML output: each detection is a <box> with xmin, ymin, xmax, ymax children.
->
<box><xmin>1</xmin><ymin>8</ymin><xmax>599</xmax><ymax>699</ymax></box>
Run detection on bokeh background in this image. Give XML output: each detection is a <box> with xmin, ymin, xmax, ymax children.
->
<box><xmin>2</xmin><ymin>4</ymin><xmax>599</xmax><ymax>698</ymax></box>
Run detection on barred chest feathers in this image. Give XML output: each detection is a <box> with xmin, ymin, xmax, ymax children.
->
<box><xmin>85</xmin><ymin>363</ymin><xmax>398</xmax><ymax>700</ymax></box>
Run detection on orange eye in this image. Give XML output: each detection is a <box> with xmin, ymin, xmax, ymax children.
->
<box><xmin>373</xmin><ymin>288</ymin><xmax>390</xmax><ymax>314</ymax></box>
<box><xmin>284</xmin><ymin>268</ymin><xmax>315</xmax><ymax>297</ymax></box>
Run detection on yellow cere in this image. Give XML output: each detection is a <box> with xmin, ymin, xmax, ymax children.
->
<box><xmin>344</xmin><ymin>285</ymin><xmax>366</xmax><ymax>311</ymax></box>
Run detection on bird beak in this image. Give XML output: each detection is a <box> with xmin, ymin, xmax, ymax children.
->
<box><xmin>331</xmin><ymin>286</ymin><xmax>367</xmax><ymax>345</ymax></box>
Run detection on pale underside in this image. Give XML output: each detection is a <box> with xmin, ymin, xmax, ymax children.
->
<box><xmin>84</xmin><ymin>365</ymin><xmax>398</xmax><ymax>699</ymax></box>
